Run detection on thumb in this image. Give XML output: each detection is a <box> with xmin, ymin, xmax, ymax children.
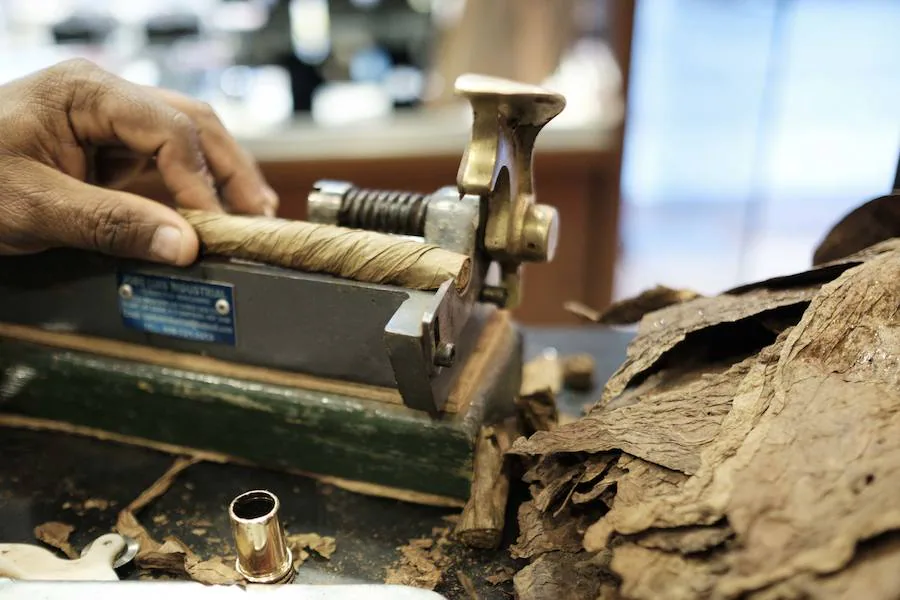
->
<box><xmin>14</xmin><ymin>164</ymin><xmax>200</xmax><ymax>265</ymax></box>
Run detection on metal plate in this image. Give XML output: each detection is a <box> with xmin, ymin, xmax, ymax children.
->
<box><xmin>0</xmin><ymin>250</ymin><xmax>475</xmax><ymax>413</ymax></box>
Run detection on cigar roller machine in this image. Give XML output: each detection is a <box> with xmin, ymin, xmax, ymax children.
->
<box><xmin>0</xmin><ymin>75</ymin><xmax>565</xmax><ymax>499</ymax></box>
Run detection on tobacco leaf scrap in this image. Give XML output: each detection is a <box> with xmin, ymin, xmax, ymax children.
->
<box><xmin>33</xmin><ymin>521</ymin><xmax>77</xmax><ymax>559</ymax></box>
<box><xmin>564</xmin><ymin>285</ymin><xmax>703</xmax><ymax>325</ymax></box>
<box><xmin>114</xmin><ymin>456</ymin><xmax>243</xmax><ymax>586</ymax></box>
<box><xmin>384</xmin><ymin>527</ymin><xmax>452</xmax><ymax>590</ymax></box>
<box><xmin>485</xmin><ymin>565</ymin><xmax>516</xmax><ymax>586</ymax></box>
<box><xmin>286</xmin><ymin>532</ymin><xmax>337</xmax><ymax>561</ymax></box>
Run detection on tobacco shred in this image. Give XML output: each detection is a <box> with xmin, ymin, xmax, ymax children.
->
<box><xmin>384</xmin><ymin>526</ymin><xmax>453</xmax><ymax>590</ymax></box>
<box><xmin>33</xmin><ymin>521</ymin><xmax>77</xmax><ymax>559</ymax></box>
<box><xmin>114</xmin><ymin>456</ymin><xmax>243</xmax><ymax>585</ymax></box>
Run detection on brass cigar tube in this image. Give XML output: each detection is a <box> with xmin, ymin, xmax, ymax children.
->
<box><xmin>229</xmin><ymin>490</ymin><xmax>294</xmax><ymax>583</ymax></box>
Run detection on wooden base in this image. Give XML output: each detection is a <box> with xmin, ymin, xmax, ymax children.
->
<box><xmin>0</xmin><ymin>311</ymin><xmax>521</xmax><ymax>502</ymax></box>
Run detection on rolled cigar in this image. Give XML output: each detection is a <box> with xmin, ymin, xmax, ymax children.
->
<box><xmin>179</xmin><ymin>210</ymin><xmax>471</xmax><ymax>292</ymax></box>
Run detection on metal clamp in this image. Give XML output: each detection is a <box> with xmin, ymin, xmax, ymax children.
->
<box><xmin>454</xmin><ymin>74</ymin><xmax>565</xmax><ymax>308</ymax></box>
<box><xmin>306</xmin><ymin>73</ymin><xmax>565</xmax><ymax>309</ymax></box>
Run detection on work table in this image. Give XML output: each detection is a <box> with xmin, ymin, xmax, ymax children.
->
<box><xmin>0</xmin><ymin>326</ymin><xmax>631</xmax><ymax>600</ymax></box>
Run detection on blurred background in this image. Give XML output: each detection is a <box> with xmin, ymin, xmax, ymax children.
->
<box><xmin>0</xmin><ymin>0</ymin><xmax>897</xmax><ymax>323</ymax></box>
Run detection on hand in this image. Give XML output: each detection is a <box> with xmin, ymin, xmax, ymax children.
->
<box><xmin>0</xmin><ymin>58</ymin><xmax>278</xmax><ymax>266</ymax></box>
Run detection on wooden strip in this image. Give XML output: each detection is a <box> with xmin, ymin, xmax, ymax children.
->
<box><xmin>445</xmin><ymin>309</ymin><xmax>518</xmax><ymax>415</ymax></box>
<box><xmin>0</xmin><ymin>322</ymin><xmax>404</xmax><ymax>407</ymax></box>
<box><xmin>0</xmin><ymin>415</ymin><xmax>465</xmax><ymax>509</ymax></box>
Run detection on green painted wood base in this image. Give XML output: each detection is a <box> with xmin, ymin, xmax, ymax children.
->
<box><xmin>0</xmin><ymin>329</ymin><xmax>521</xmax><ymax>500</ymax></box>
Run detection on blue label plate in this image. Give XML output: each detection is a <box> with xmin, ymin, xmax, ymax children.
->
<box><xmin>117</xmin><ymin>272</ymin><xmax>236</xmax><ymax>345</ymax></box>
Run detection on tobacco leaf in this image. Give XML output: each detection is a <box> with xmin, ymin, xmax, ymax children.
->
<box><xmin>564</xmin><ymin>286</ymin><xmax>703</xmax><ymax>325</ymax></box>
<box><xmin>510</xmin><ymin>501</ymin><xmax>586</xmax><ymax>560</ymax></box>
<box><xmin>571</xmin><ymin>463</ymin><xmax>621</xmax><ymax>507</ymax></box>
<box><xmin>523</xmin><ymin>457</ymin><xmax>584</xmax><ymax>514</ymax></box>
<box><xmin>633</xmin><ymin>523</ymin><xmax>733</xmax><ymax>555</ymax></box>
<box><xmin>513</xmin><ymin>550</ymin><xmax>610</xmax><ymax>600</ymax></box>
<box><xmin>609</xmin><ymin>543</ymin><xmax>725</xmax><ymax>600</ymax></box>
<box><xmin>599</xmin><ymin>287</ymin><xmax>816</xmax><ymax>404</ymax></box>
<box><xmin>185</xmin><ymin>555</ymin><xmax>243</xmax><ymax>585</ymax></box>
<box><xmin>752</xmin><ymin>532</ymin><xmax>900</xmax><ymax>600</ymax></box>
<box><xmin>286</xmin><ymin>532</ymin><xmax>337</xmax><ymax>560</ymax></box>
<box><xmin>33</xmin><ymin>521</ymin><xmax>77</xmax><ymax>559</ymax></box>
<box><xmin>711</xmin><ymin>253</ymin><xmax>900</xmax><ymax>597</ymax></box>
<box><xmin>599</xmin><ymin>333</ymin><xmax>789</xmax><ymax>535</ymax></box>
<box><xmin>114</xmin><ymin>456</ymin><xmax>241</xmax><ymax>585</ymax></box>
<box><xmin>512</xmin><ymin>355</ymin><xmax>755</xmax><ymax>475</ymax></box>
<box><xmin>812</xmin><ymin>194</ymin><xmax>900</xmax><ymax>265</ymax></box>
<box><xmin>583</xmin><ymin>456</ymin><xmax>688</xmax><ymax>552</ymax></box>
<box><xmin>728</xmin><ymin>237</ymin><xmax>900</xmax><ymax>295</ymax></box>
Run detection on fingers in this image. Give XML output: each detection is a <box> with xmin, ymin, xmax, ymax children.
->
<box><xmin>44</xmin><ymin>59</ymin><xmax>222</xmax><ymax>213</ymax></box>
<box><xmin>148</xmin><ymin>87</ymin><xmax>278</xmax><ymax>216</ymax></box>
<box><xmin>0</xmin><ymin>159</ymin><xmax>199</xmax><ymax>265</ymax></box>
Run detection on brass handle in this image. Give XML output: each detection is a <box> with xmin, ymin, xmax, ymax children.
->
<box><xmin>454</xmin><ymin>74</ymin><xmax>565</xmax><ymax>308</ymax></box>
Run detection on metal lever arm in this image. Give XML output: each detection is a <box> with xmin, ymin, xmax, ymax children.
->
<box><xmin>454</xmin><ymin>74</ymin><xmax>565</xmax><ymax>308</ymax></box>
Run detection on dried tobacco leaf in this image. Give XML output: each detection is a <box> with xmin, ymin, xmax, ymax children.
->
<box><xmin>812</xmin><ymin>195</ymin><xmax>900</xmax><ymax>265</ymax></box>
<box><xmin>484</xmin><ymin>565</ymin><xmax>515</xmax><ymax>585</ymax></box>
<box><xmin>513</xmin><ymin>551</ymin><xmax>609</xmax><ymax>600</ymax></box>
<box><xmin>728</xmin><ymin>237</ymin><xmax>900</xmax><ymax>295</ymax></box>
<box><xmin>610</xmin><ymin>331</ymin><xmax>789</xmax><ymax>537</ymax></box>
<box><xmin>754</xmin><ymin>532</ymin><xmax>900</xmax><ymax>600</ymax></box>
<box><xmin>599</xmin><ymin>287</ymin><xmax>816</xmax><ymax>404</ymax></box>
<box><xmin>510</xmin><ymin>501</ymin><xmax>586</xmax><ymax>560</ymax></box>
<box><xmin>712</xmin><ymin>253</ymin><xmax>900</xmax><ymax>597</ymax></box>
<box><xmin>286</xmin><ymin>532</ymin><xmax>337</xmax><ymax>560</ymax></box>
<box><xmin>33</xmin><ymin>521</ymin><xmax>77</xmax><ymax>559</ymax></box>
<box><xmin>610</xmin><ymin>543</ymin><xmax>724</xmax><ymax>600</ymax></box>
<box><xmin>564</xmin><ymin>286</ymin><xmax>703</xmax><ymax>325</ymax></box>
<box><xmin>512</xmin><ymin>355</ymin><xmax>755</xmax><ymax>475</ymax></box>
<box><xmin>633</xmin><ymin>523</ymin><xmax>733</xmax><ymax>554</ymax></box>
<box><xmin>583</xmin><ymin>456</ymin><xmax>688</xmax><ymax>552</ymax></box>
<box><xmin>384</xmin><ymin>527</ymin><xmax>452</xmax><ymax>590</ymax></box>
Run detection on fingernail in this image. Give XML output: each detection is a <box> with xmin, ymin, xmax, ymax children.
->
<box><xmin>262</xmin><ymin>187</ymin><xmax>279</xmax><ymax>217</ymax></box>
<box><xmin>150</xmin><ymin>226</ymin><xmax>184</xmax><ymax>264</ymax></box>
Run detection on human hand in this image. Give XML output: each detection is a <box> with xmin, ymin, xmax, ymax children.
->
<box><xmin>0</xmin><ymin>58</ymin><xmax>278</xmax><ymax>266</ymax></box>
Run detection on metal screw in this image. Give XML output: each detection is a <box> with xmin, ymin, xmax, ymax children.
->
<box><xmin>215</xmin><ymin>298</ymin><xmax>231</xmax><ymax>316</ymax></box>
<box><xmin>118</xmin><ymin>284</ymin><xmax>133</xmax><ymax>300</ymax></box>
<box><xmin>434</xmin><ymin>342</ymin><xmax>456</xmax><ymax>368</ymax></box>
<box><xmin>479</xmin><ymin>286</ymin><xmax>508</xmax><ymax>306</ymax></box>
